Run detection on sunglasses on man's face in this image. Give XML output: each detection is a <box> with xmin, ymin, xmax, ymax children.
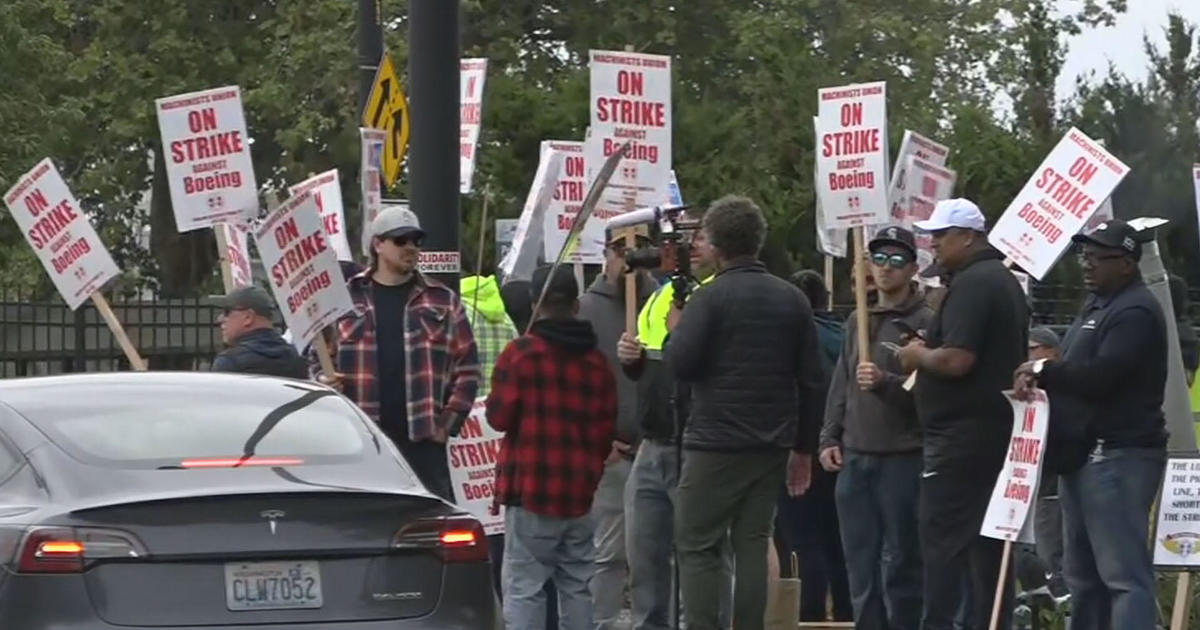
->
<box><xmin>871</xmin><ymin>252</ymin><xmax>914</xmax><ymax>269</ymax></box>
<box><xmin>390</xmin><ymin>235</ymin><xmax>423</xmax><ymax>248</ymax></box>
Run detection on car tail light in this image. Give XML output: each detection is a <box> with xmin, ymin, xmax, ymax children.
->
<box><xmin>392</xmin><ymin>516</ymin><xmax>489</xmax><ymax>563</ymax></box>
<box><xmin>179</xmin><ymin>456</ymin><xmax>305</xmax><ymax>468</ymax></box>
<box><xmin>13</xmin><ymin>527</ymin><xmax>147</xmax><ymax>574</ymax></box>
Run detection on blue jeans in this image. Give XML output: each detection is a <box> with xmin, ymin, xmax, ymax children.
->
<box><xmin>502</xmin><ymin>506</ymin><xmax>596</xmax><ymax>630</ymax></box>
<box><xmin>833</xmin><ymin>450</ymin><xmax>922</xmax><ymax>630</ymax></box>
<box><xmin>591</xmin><ymin>458</ymin><xmax>631</xmax><ymax>630</ymax></box>
<box><xmin>1059</xmin><ymin>444</ymin><xmax>1165</xmax><ymax>630</ymax></box>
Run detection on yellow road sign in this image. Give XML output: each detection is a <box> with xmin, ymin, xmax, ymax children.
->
<box><xmin>362</xmin><ymin>51</ymin><xmax>410</xmax><ymax>188</ymax></box>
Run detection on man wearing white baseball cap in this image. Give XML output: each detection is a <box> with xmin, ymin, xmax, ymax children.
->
<box><xmin>309</xmin><ymin>205</ymin><xmax>480</xmax><ymax>501</ymax></box>
<box><xmin>898</xmin><ymin>198</ymin><xmax>1030</xmax><ymax>630</ymax></box>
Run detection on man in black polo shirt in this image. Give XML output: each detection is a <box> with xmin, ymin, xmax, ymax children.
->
<box><xmin>898</xmin><ymin>198</ymin><xmax>1029</xmax><ymax>630</ymax></box>
<box><xmin>1014</xmin><ymin>219</ymin><xmax>1167</xmax><ymax>630</ymax></box>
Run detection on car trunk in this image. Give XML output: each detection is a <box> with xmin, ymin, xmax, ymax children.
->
<box><xmin>61</xmin><ymin>492</ymin><xmax>451</xmax><ymax>626</ymax></box>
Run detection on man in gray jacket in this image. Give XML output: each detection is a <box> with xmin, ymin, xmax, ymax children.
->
<box><xmin>666</xmin><ymin>195</ymin><xmax>824</xmax><ymax>630</ymax></box>
<box><xmin>579</xmin><ymin>233</ymin><xmax>656</xmax><ymax>630</ymax></box>
<box><xmin>819</xmin><ymin>226</ymin><xmax>931</xmax><ymax>630</ymax></box>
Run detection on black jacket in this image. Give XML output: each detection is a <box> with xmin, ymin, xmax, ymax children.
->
<box><xmin>212</xmin><ymin>328</ymin><xmax>308</xmax><ymax>379</ymax></box>
<box><xmin>664</xmin><ymin>260</ymin><xmax>824</xmax><ymax>453</ymax></box>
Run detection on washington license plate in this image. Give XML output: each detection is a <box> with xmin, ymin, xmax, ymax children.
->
<box><xmin>225</xmin><ymin>560</ymin><xmax>323</xmax><ymax>611</ymax></box>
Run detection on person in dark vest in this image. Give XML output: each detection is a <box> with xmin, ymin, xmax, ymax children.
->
<box><xmin>213</xmin><ymin>286</ymin><xmax>307</xmax><ymax>379</ymax></box>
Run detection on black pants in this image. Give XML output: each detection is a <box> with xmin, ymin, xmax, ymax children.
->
<box><xmin>776</xmin><ymin>468</ymin><xmax>853</xmax><ymax>622</ymax></box>
<box><xmin>919</xmin><ymin>469</ymin><xmax>1014</xmax><ymax>630</ymax></box>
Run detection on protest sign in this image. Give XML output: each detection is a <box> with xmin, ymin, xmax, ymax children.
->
<box><xmin>449</xmin><ymin>397</ymin><xmax>505</xmax><ymax>535</ymax></box>
<box><xmin>1154</xmin><ymin>456</ymin><xmax>1200</xmax><ymax>567</ymax></box>
<box><xmin>500</xmin><ymin>150</ymin><xmax>565</xmax><ymax>282</ymax></box>
<box><xmin>667</xmin><ymin>170</ymin><xmax>683</xmax><ymax>205</ymax></box>
<box><xmin>460</xmin><ymin>58</ymin><xmax>488</xmax><ymax>194</ymax></box>
<box><xmin>988</xmin><ymin>128</ymin><xmax>1130</xmax><ymax>280</ymax></box>
<box><xmin>360</xmin><ymin>128</ymin><xmax>387</xmax><ymax>256</ymax></box>
<box><xmin>4</xmin><ymin>159</ymin><xmax>121</xmax><ymax>310</ymax></box>
<box><xmin>254</xmin><ymin>190</ymin><xmax>354</xmax><ymax>354</ymax></box>
<box><xmin>418</xmin><ymin>251</ymin><xmax>461</xmax><ymax>274</ymax></box>
<box><xmin>539</xmin><ymin>141</ymin><xmax>600</xmax><ymax>264</ymax></box>
<box><xmin>981</xmin><ymin>390</ymin><xmax>1049</xmax><ymax>542</ymax></box>
<box><xmin>1194</xmin><ymin>165</ymin><xmax>1200</xmax><ymax>254</ymax></box>
<box><xmin>815</xmin><ymin>82</ymin><xmax>889</xmax><ymax>230</ymax></box>
<box><xmin>495</xmin><ymin>218</ymin><xmax>518</xmax><ymax>264</ymax></box>
<box><xmin>886</xmin><ymin>131</ymin><xmax>951</xmax><ymax>223</ymax></box>
<box><xmin>218</xmin><ymin>222</ymin><xmax>254</xmax><ymax>290</ymax></box>
<box><xmin>289</xmin><ymin>170</ymin><xmax>353</xmax><ymax>262</ymax></box>
<box><xmin>905</xmin><ymin>157</ymin><xmax>958</xmax><ymax>275</ymax></box>
<box><xmin>812</xmin><ymin>117</ymin><xmax>849</xmax><ymax>259</ymax></box>
<box><xmin>587</xmin><ymin>50</ymin><xmax>672</xmax><ymax>227</ymax></box>
<box><xmin>155</xmin><ymin>86</ymin><xmax>258</xmax><ymax>232</ymax></box>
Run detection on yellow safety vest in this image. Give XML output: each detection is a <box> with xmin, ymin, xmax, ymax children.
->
<box><xmin>636</xmin><ymin>275</ymin><xmax>714</xmax><ymax>352</ymax></box>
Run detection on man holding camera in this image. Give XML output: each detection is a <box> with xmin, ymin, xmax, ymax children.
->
<box><xmin>664</xmin><ymin>195</ymin><xmax>824</xmax><ymax>630</ymax></box>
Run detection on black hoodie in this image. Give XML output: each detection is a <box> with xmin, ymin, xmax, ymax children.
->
<box><xmin>212</xmin><ymin>328</ymin><xmax>308</xmax><ymax>379</ymax></box>
<box><xmin>530</xmin><ymin>318</ymin><xmax>599</xmax><ymax>353</ymax></box>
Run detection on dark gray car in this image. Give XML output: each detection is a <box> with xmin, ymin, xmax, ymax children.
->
<box><xmin>0</xmin><ymin>372</ymin><xmax>495</xmax><ymax>629</ymax></box>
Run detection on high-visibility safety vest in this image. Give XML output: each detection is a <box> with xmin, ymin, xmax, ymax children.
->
<box><xmin>637</xmin><ymin>275</ymin><xmax>714</xmax><ymax>352</ymax></box>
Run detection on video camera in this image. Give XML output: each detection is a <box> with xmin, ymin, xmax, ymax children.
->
<box><xmin>606</xmin><ymin>204</ymin><xmax>700</xmax><ymax>308</ymax></box>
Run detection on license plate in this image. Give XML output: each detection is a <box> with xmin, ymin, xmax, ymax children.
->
<box><xmin>224</xmin><ymin>561</ymin><xmax>323</xmax><ymax>611</ymax></box>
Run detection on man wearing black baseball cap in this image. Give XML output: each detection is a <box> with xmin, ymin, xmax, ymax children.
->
<box><xmin>213</xmin><ymin>286</ymin><xmax>307</xmax><ymax>379</ymax></box>
<box><xmin>1014</xmin><ymin>219</ymin><xmax>1167</xmax><ymax>630</ymax></box>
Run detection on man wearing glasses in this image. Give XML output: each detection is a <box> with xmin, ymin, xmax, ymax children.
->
<box><xmin>213</xmin><ymin>285</ymin><xmax>308</xmax><ymax>379</ymax></box>
<box><xmin>1013</xmin><ymin>220</ymin><xmax>1167</xmax><ymax>630</ymax></box>
<box><xmin>819</xmin><ymin>226</ymin><xmax>930</xmax><ymax>630</ymax></box>
<box><xmin>310</xmin><ymin>206</ymin><xmax>480</xmax><ymax>501</ymax></box>
<box><xmin>898</xmin><ymin>198</ymin><xmax>1029</xmax><ymax>630</ymax></box>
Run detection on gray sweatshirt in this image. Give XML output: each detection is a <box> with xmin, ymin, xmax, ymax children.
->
<box><xmin>578</xmin><ymin>272</ymin><xmax>656</xmax><ymax>444</ymax></box>
<box><xmin>820</xmin><ymin>288</ymin><xmax>933</xmax><ymax>454</ymax></box>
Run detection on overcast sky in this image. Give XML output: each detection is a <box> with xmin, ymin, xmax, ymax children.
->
<box><xmin>1057</xmin><ymin>0</ymin><xmax>1200</xmax><ymax>99</ymax></box>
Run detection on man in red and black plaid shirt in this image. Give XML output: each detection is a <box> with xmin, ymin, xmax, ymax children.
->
<box><xmin>486</xmin><ymin>265</ymin><xmax>617</xmax><ymax>630</ymax></box>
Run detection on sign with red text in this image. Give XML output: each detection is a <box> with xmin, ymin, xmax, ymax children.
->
<box><xmin>981</xmin><ymin>390</ymin><xmax>1049</xmax><ymax>541</ymax></box>
<box><xmin>156</xmin><ymin>86</ymin><xmax>258</xmax><ymax>232</ymax></box>
<box><xmin>219</xmin><ymin>222</ymin><xmax>254</xmax><ymax>288</ymax></box>
<box><xmin>3</xmin><ymin>159</ymin><xmax>120</xmax><ymax>310</ymax></box>
<box><xmin>360</xmin><ymin>128</ymin><xmax>386</xmax><ymax>256</ymax></box>
<box><xmin>886</xmin><ymin>131</ymin><xmax>950</xmax><ymax>224</ymax></box>
<box><xmin>905</xmin><ymin>157</ymin><xmax>958</xmax><ymax>274</ymax></box>
<box><xmin>254</xmin><ymin>190</ymin><xmax>354</xmax><ymax>349</ymax></box>
<box><xmin>460</xmin><ymin>58</ymin><xmax>488</xmax><ymax>194</ymax></box>
<box><xmin>500</xmin><ymin>149</ymin><xmax>565</xmax><ymax>282</ymax></box>
<box><xmin>449</xmin><ymin>397</ymin><xmax>505</xmax><ymax>535</ymax></box>
<box><xmin>288</xmin><ymin>170</ymin><xmax>352</xmax><ymax>262</ymax></box>
<box><xmin>587</xmin><ymin>50</ymin><xmax>672</xmax><ymax>226</ymax></box>
<box><xmin>988</xmin><ymin>128</ymin><xmax>1130</xmax><ymax>280</ymax></box>
<box><xmin>816</xmin><ymin>82</ymin><xmax>889</xmax><ymax>229</ymax></box>
<box><xmin>418</xmin><ymin>251</ymin><xmax>461</xmax><ymax>274</ymax></box>
<box><xmin>813</xmin><ymin>117</ymin><xmax>849</xmax><ymax>258</ymax></box>
<box><xmin>539</xmin><ymin>141</ymin><xmax>600</xmax><ymax>263</ymax></box>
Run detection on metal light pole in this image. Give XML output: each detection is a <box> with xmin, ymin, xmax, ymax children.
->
<box><xmin>408</xmin><ymin>0</ymin><xmax>461</xmax><ymax>290</ymax></box>
<box><xmin>357</xmin><ymin>0</ymin><xmax>382</xmax><ymax>113</ymax></box>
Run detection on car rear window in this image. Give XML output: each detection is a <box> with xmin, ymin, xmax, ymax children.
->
<box><xmin>28</xmin><ymin>388</ymin><xmax>370</xmax><ymax>469</ymax></box>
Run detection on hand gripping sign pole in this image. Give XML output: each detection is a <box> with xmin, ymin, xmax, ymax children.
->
<box><xmin>4</xmin><ymin>158</ymin><xmax>148</xmax><ymax>371</ymax></box>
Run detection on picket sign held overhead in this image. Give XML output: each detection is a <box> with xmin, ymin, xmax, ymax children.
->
<box><xmin>449</xmin><ymin>397</ymin><xmax>505</xmax><ymax>535</ymax></box>
<box><xmin>1079</xmin><ymin>137</ymin><xmax>1115</xmax><ymax>234</ymax></box>
<box><xmin>586</xmin><ymin>50</ymin><xmax>673</xmax><ymax>236</ymax></box>
<box><xmin>459</xmin><ymin>58</ymin><xmax>488</xmax><ymax>194</ymax></box>
<box><xmin>500</xmin><ymin>149</ymin><xmax>566</xmax><ymax>282</ymax></box>
<box><xmin>216</xmin><ymin>222</ymin><xmax>254</xmax><ymax>292</ymax></box>
<box><xmin>360</xmin><ymin>128</ymin><xmax>387</xmax><ymax>257</ymax></box>
<box><xmin>812</xmin><ymin>117</ymin><xmax>849</xmax><ymax>259</ymax></box>
<box><xmin>3</xmin><ymin>159</ymin><xmax>145</xmax><ymax>370</ymax></box>
<box><xmin>886</xmin><ymin>130</ymin><xmax>950</xmax><ymax>224</ymax></box>
<box><xmin>288</xmin><ymin>170</ymin><xmax>353</xmax><ymax>262</ymax></box>
<box><xmin>539</xmin><ymin>141</ymin><xmax>598</xmax><ymax>264</ymax></box>
<box><xmin>815</xmin><ymin>82</ymin><xmax>890</xmax><ymax>230</ymax></box>
<box><xmin>155</xmin><ymin>86</ymin><xmax>258</xmax><ymax>232</ymax></box>
<box><xmin>988</xmin><ymin>128</ymin><xmax>1130</xmax><ymax>281</ymax></box>
<box><xmin>254</xmin><ymin>190</ymin><xmax>355</xmax><ymax>376</ymax></box>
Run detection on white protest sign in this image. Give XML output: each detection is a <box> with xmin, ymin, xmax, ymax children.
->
<box><xmin>289</xmin><ymin>170</ymin><xmax>353</xmax><ymax>262</ymax></box>
<box><xmin>587</xmin><ymin>50</ymin><xmax>672</xmax><ymax>228</ymax></box>
<box><xmin>449</xmin><ymin>397</ymin><xmax>505</xmax><ymax>535</ymax></box>
<box><xmin>155</xmin><ymin>86</ymin><xmax>258</xmax><ymax>232</ymax></box>
<box><xmin>1194</xmin><ymin>165</ymin><xmax>1200</xmax><ymax>256</ymax></box>
<box><xmin>981</xmin><ymin>390</ymin><xmax>1049</xmax><ymax>542</ymax></box>
<box><xmin>500</xmin><ymin>149</ymin><xmax>565</xmax><ymax>282</ymax></box>
<box><xmin>812</xmin><ymin>117</ymin><xmax>849</xmax><ymax>258</ymax></box>
<box><xmin>460</xmin><ymin>58</ymin><xmax>488</xmax><ymax>194</ymax></box>
<box><xmin>905</xmin><ymin>157</ymin><xmax>958</xmax><ymax>274</ymax></box>
<box><xmin>360</xmin><ymin>128</ymin><xmax>387</xmax><ymax>256</ymax></box>
<box><xmin>667</xmin><ymin>170</ymin><xmax>683</xmax><ymax>205</ymax></box>
<box><xmin>988</xmin><ymin>128</ymin><xmax>1130</xmax><ymax>280</ymax></box>
<box><xmin>1081</xmin><ymin>138</ymin><xmax>1116</xmax><ymax>233</ymax></box>
<box><xmin>3</xmin><ymin>159</ymin><xmax>121</xmax><ymax>310</ymax></box>
<box><xmin>816</xmin><ymin>82</ymin><xmax>889</xmax><ymax>230</ymax></box>
<box><xmin>886</xmin><ymin>130</ymin><xmax>951</xmax><ymax>224</ymax></box>
<box><xmin>495</xmin><ymin>218</ymin><xmax>519</xmax><ymax>264</ymax></box>
<box><xmin>418</xmin><ymin>251</ymin><xmax>461</xmax><ymax>274</ymax></box>
<box><xmin>539</xmin><ymin>141</ymin><xmax>598</xmax><ymax>263</ymax></box>
<box><xmin>219</xmin><ymin>222</ymin><xmax>254</xmax><ymax>288</ymax></box>
<box><xmin>1153</xmin><ymin>456</ymin><xmax>1200</xmax><ymax>567</ymax></box>
<box><xmin>254</xmin><ymin>191</ymin><xmax>354</xmax><ymax>349</ymax></box>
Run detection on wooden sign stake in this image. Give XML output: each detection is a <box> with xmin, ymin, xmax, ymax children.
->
<box><xmin>987</xmin><ymin>539</ymin><xmax>1013</xmax><ymax>630</ymax></box>
<box><xmin>91</xmin><ymin>293</ymin><xmax>147</xmax><ymax>371</ymax></box>
<box><xmin>824</xmin><ymin>254</ymin><xmax>834</xmax><ymax>298</ymax></box>
<box><xmin>313</xmin><ymin>330</ymin><xmax>338</xmax><ymax>382</ymax></box>
<box><xmin>852</xmin><ymin>226</ymin><xmax>869</xmax><ymax>365</ymax></box>
<box><xmin>1170</xmin><ymin>571</ymin><xmax>1193</xmax><ymax>630</ymax></box>
<box><xmin>214</xmin><ymin>226</ymin><xmax>235</xmax><ymax>294</ymax></box>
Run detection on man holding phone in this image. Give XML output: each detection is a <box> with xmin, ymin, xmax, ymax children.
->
<box><xmin>819</xmin><ymin>226</ymin><xmax>932</xmax><ymax>630</ymax></box>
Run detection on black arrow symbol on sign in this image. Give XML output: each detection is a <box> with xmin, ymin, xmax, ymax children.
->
<box><xmin>369</xmin><ymin>78</ymin><xmax>391</xmax><ymax>128</ymax></box>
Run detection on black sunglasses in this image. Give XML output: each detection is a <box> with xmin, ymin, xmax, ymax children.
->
<box><xmin>870</xmin><ymin>252</ymin><xmax>914</xmax><ymax>269</ymax></box>
<box><xmin>389</xmin><ymin>235</ymin><xmax>423</xmax><ymax>247</ymax></box>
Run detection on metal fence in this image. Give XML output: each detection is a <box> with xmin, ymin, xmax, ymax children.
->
<box><xmin>0</xmin><ymin>290</ymin><xmax>224</xmax><ymax>378</ymax></box>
